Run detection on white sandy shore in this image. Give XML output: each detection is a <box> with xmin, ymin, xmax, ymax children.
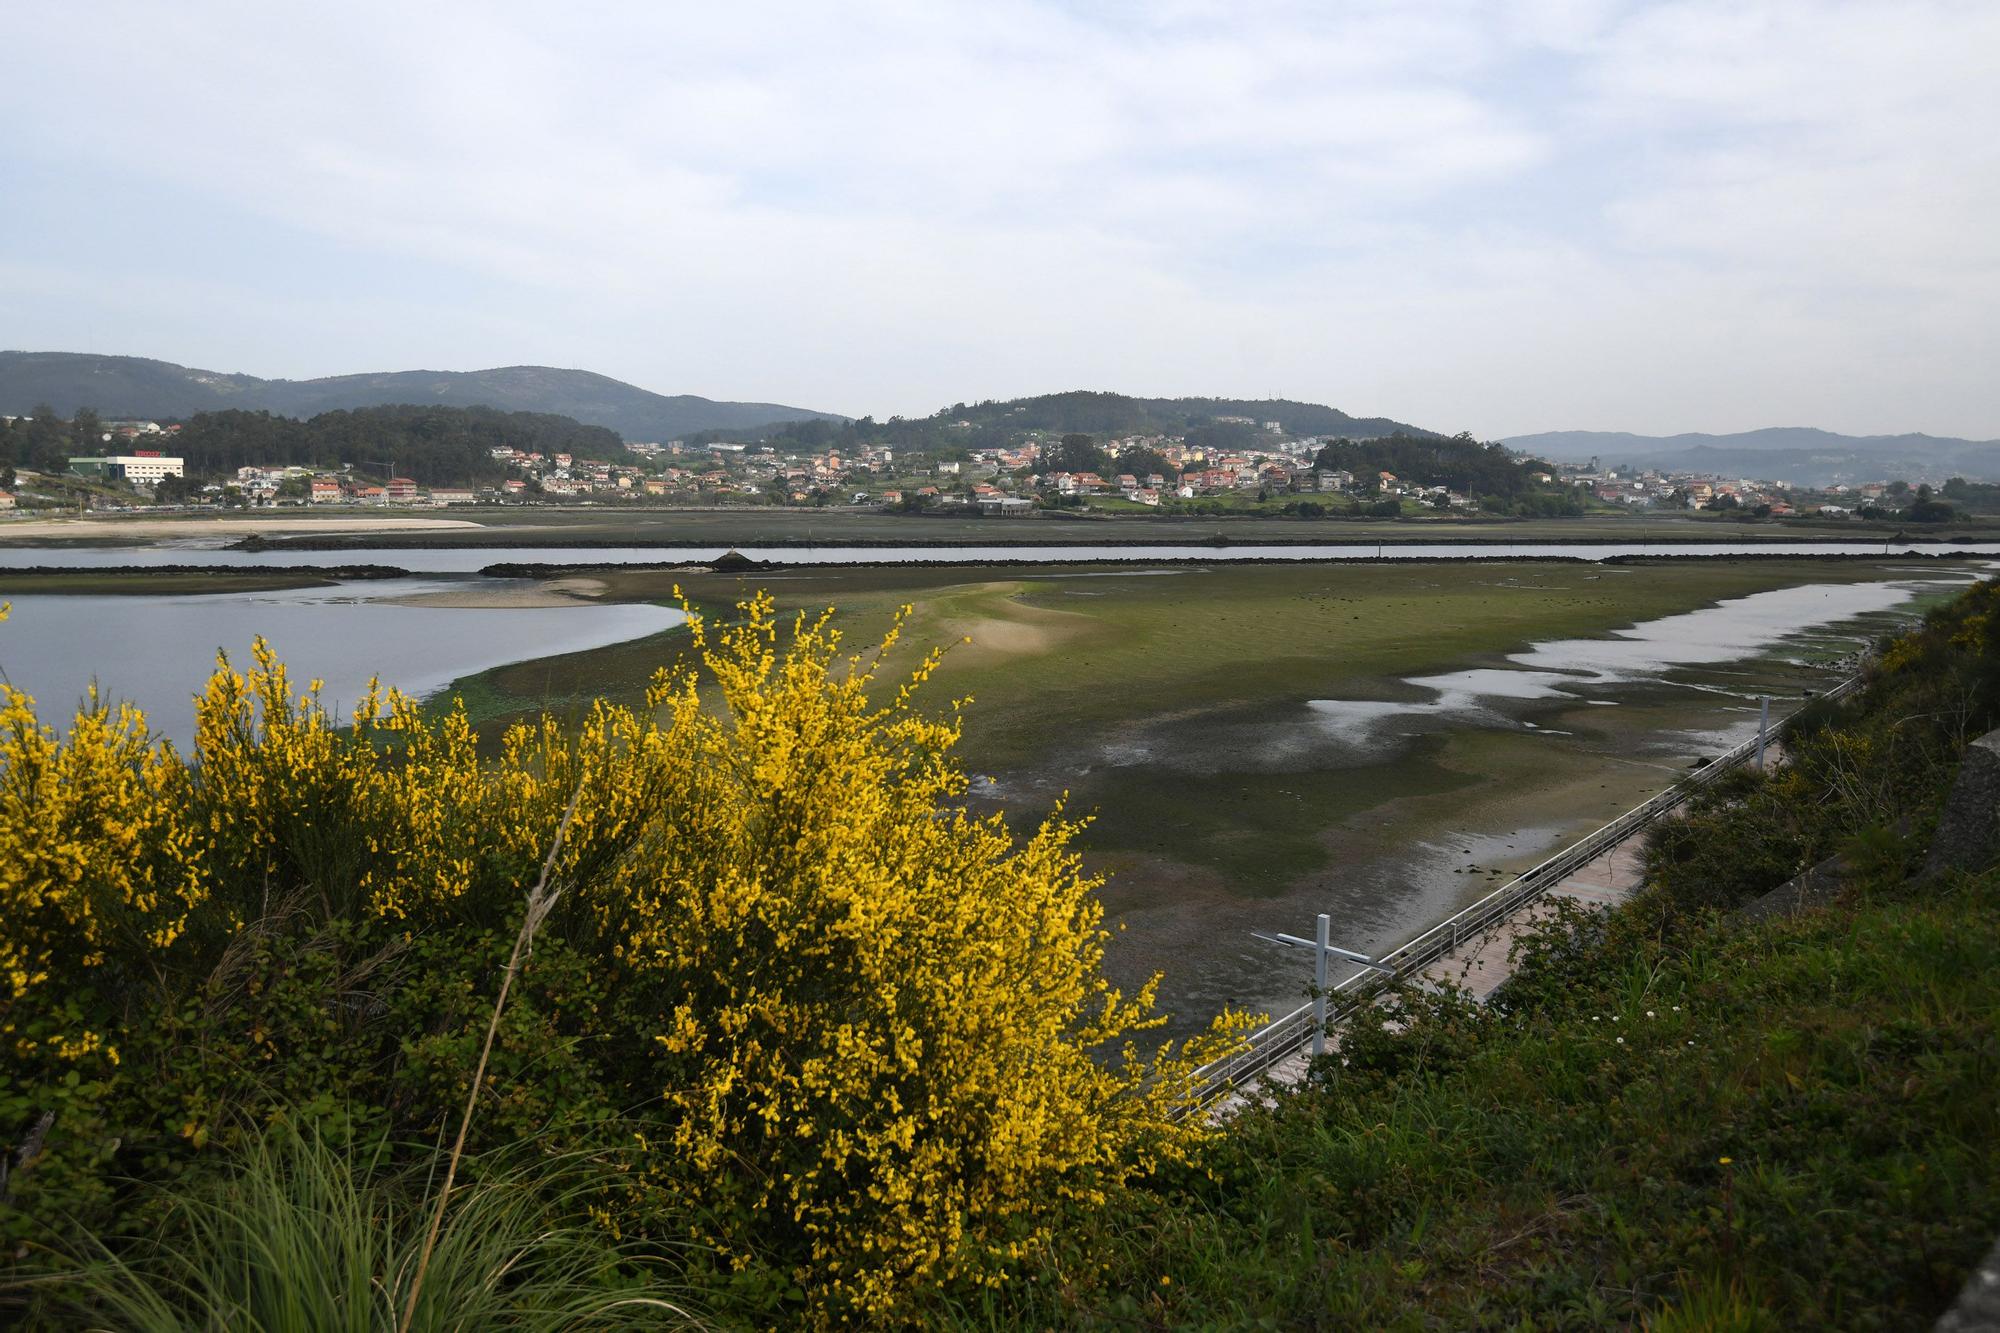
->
<box><xmin>0</xmin><ymin>515</ymin><xmax>483</xmax><ymax>541</ymax></box>
<box><xmin>381</xmin><ymin>577</ymin><xmax>607</xmax><ymax>608</ymax></box>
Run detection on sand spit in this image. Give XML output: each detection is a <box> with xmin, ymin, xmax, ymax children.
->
<box><xmin>383</xmin><ymin>577</ymin><xmax>608</xmax><ymax>608</ymax></box>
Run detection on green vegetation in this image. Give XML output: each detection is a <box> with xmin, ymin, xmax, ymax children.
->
<box><xmin>0</xmin><ymin>402</ymin><xmax>631</xmax><ymax>491</ymax></box>
<box><xmin>973</xmin><ymin>578</ymin><xmax>2000</xmax><ymax>1328</ymax></box>
<box><xmin>168</xmin><ymin>405</ymin><xmax>631</xmax><ymax>485</ymax></box>
<box><xmin>0</xmin><ymin>405</ymin><xmax>105</xmax><ymax>476</ymax></box>
<box><xmin>680</xmin><ymin>389</ymin><xmax>1434</xmax><ymax>456</ymax></box>
<box><xmin>36</xmin><ymin>1130</ymin><xmax>687</xmax><ymax>1330</ymax></box>
<box><xmin>0</xmin><ymin>603</ymin><xmax>1230</xmax><ymax>1325</ymax></box>
<box><xmin>1314</xmin><ymin>431</ymin><xmax>1570</xmax><ymax>505</ymax></box>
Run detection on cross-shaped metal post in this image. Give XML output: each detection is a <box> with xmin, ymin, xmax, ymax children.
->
<box><xmin>1252</xmin><ymin>912</ymin><xmax>1396</xmax><ymax>1058</ymax></box>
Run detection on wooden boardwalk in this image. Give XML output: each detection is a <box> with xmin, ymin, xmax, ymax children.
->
<box><xmin>1211</xmin><ymin>833</ymin><xmax>1653</xmax><ymax>1115</ymax></box>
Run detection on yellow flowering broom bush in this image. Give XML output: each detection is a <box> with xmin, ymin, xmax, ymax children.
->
<box><xmin>0</xmin><ymin>592</ymin><xmax>1241</xmax><ymax>1320</ymax></box>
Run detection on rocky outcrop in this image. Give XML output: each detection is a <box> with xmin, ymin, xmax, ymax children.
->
<box><xmin>1925</xmin><ymin>730</ymin><xmax>2000</xmax><ymax>876</ymax></box>
<box><xmin>1736</xmin><ymin>854</ymin><xmax>1850</xmax><ymax>924</ymax></box>
<box><xmin>1936</xmin><ymin>1232</ymin><xmax>2000</xmax><ymax>1331</ymax></box>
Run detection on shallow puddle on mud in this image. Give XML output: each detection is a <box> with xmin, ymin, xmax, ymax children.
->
<box><xmin>1304</xmin><ymin>578</ymin><xmax>1946</xmax><ymax>754</ymax></box>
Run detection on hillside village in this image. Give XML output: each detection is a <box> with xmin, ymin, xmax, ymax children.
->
<box><xmin>0</xmin><ymin>407</ymin><xmax>1968</xmax><ymax>523</ymax></box>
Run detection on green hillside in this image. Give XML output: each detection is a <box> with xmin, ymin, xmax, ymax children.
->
<box><xmin>700</xmin><ymin>389</ymin><xmax>1439</xmax><ymax>455</ymax></box>
<box><xmin>0</xmin><ymin>351</ymin><xmax>841</xmax><ymax>441</ymax></box>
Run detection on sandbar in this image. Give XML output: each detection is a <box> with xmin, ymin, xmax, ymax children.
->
<box><xmin>383</xmin><ymin>577</ymin><xmax>607</xmax><ymax>608</ymax></box>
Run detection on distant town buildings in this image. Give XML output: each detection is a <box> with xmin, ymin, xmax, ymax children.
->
<box><xmin>68</xmin><ymin>452</ymin><xmax>185</xmax><ymax>485</ymax></box>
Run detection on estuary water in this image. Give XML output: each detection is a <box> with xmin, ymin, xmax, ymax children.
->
<box><xmin>0</xmin><ymin>579</ymin><xmax>685</xmax><ymax>746</ymax></box>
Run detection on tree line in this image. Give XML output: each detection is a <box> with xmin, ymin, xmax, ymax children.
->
<box><xmin>1</xmin><ymin>403</ymin><xmax>632</xmax><ymax>486</ymax></box>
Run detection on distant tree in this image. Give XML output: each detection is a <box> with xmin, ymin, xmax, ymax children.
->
<box><xmin>152</xmin><ymin>474</ymin><xmax>203</xmax><ymax>505</ymax></box>
<box><xmin>1114</xmin><ymin>446</ymin><xmax>1176</xmax><ymax>481</ymax></box>
<box><xmin>1906</xmin><ymin>483</ymin><xmax>1955</xmax><ymax>523</ymax></box>
<box><xmin>1046</xmin><ymin>433</ymin><xmax>1110</xmax><ymax>475</ymax></box>
<box><xmin>1939</xmin><ymin>477</ymin><xmax>2000</xmax><ymax>513</ymax></box>
<box><xmin>25</xmin><ymin>404</ymin><xmax>67</xmax><ymax>470</ymax></box>
<box><xmin>70</xmin><ymin>407</ymin><xmax>103</xmax><ymax>450</ymax></box>
<box><xmin>1312</xmin><ymin>432</ymin><xmax>1552</xmax><ymax>499</ymax></box>
<box><xmin>0</xmin><ymin>464</ymin><xmax>14</xmax><ymax>491</ymax></box>
<box><xmin>168</xmin><ymin>405</ymin><xmax>629</xmax><ymax>486</ymax></box>
<box><xmin>1887</xmin><ymin>479</ymin><xmax>1912</xmax><ymax>500</ymax></box>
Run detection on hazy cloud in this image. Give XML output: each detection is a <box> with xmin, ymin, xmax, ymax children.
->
<box><xmin>2</xmin><ymin>0</ymin><xmax>1995</xmax><ymax>435</ymax></box>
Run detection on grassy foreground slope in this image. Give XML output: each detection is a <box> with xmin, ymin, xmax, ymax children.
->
<box><xmin>972</xmin><ymin>580</ymin><xmax>2000</xmax><ymax>1329</ymax></box>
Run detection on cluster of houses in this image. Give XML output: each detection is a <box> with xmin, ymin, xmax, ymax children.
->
<box><xmin>219</xmin><ymin>466</ymin><xmax>469</xmax><ymax>506</ymax></box>
<box><xmin>16</xmin><ymin>409</ymin><xmax>1926</xmax><ymax>523</ymax></box>
<box><xmin>1558</xmin><ymin>464</ymin><xmax>1884</xmax><ymax>517</ymax></box>
<box><xmin>606</xmin><ymin>429</ymin><xmax>1506</xmax><ymax>510</ymax></box>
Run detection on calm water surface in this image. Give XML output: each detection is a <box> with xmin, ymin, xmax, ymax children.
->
<box><xmin>0</xmin><ymin>579</ymin><xmax>684</xmax><ymax>746</ymax></box>
<box><xmin>3</xmin><ymin>540</ymin><xmax>1999</xmax><ymax>571</ymax></box>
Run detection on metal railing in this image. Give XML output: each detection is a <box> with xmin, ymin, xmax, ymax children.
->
<box><xmin>1186</xmin><ymin>674</ymin><xmax>1863</xmax><ymax>1106</ymax></box>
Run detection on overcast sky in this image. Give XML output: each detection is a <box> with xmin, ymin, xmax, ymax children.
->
<box><xmin>3</xmin><ymin>1</ymin><xmax>1996</xmax><ymax>438</ymax></box>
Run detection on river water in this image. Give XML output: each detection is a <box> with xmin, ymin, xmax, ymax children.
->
<box><xmin>2</xmin><ymin>539</ymin><xmax>1999</xmax><ymax>571</ymax></box>
<box><xmin>0</xmin><ymin>579</ymin><xmax>684</xmax><ymax>746</ymax></box>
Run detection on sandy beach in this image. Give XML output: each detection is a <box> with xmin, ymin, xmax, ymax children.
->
<box><xmin>382</xmin><ymin>577</ymin><xmax>608</xmax><ymax>608</ymax></box>
<box><xmin>0</xmin><ymin>515</ymin><xmax>484</xmax><ymax>541</ymax></box>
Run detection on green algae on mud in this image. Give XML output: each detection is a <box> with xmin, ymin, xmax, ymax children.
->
<box><xmin>440</xmin><ymin>556</ymin><xmax>1961</xmax><ymax>828</ymax></box>
<box><xmin>433</xmin><ymin>556</ymin><xmax>1968</xmax><ymax>1031</ymax></box>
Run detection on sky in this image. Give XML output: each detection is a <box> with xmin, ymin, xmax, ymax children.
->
<box><xmin>3</xmin><ymin>0</ymin><xmax>1997</xmax><ymax>439</ymax></box>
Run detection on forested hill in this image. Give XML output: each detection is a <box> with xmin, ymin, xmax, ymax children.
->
<box><xmin>703</xmin><ymin>390</ymin><xmax>1439</xmax><ymax>454</ymax></box>
<box><xmin>938</xmin><ymin>391</ymin><xmax>1434</xmax><ymax>440</ymax></box>
<box><xmin>169</xmin><ymin>406</ymin><xmax>631</xmax><ymax>484</ymax></box>
<box><xmin>0</xmin><ymin>352</ymin><xmax>840</xmax><ymax>441</ymax></box>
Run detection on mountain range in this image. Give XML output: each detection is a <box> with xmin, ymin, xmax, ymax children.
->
<box><xmin>11</xmin><ymin>352</ymin><xmax>1989</xmax><ymax>485</ymax></box>
<box><xmin>0</xmin><ymin>352</ymin><xmax>839</xmax><ymax>442</ymax></box>
<box><xmin>1504</xmin><ymin>427</ymin><xmax>2000</xmax><ymax>486</ymax></box>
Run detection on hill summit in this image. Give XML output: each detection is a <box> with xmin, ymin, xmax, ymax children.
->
<box><xmin>0</xmin><ymin>351</ymin><xmax>841</xmax><ymax>442</ymax></box>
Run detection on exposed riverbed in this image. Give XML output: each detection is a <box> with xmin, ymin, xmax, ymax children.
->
<box><xmin>1067</xmin><ymin>569</ymin><xmax>1977</xmax><ymax>1034</ymax></box>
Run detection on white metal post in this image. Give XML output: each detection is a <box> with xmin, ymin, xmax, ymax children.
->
<box><xmin>1313</xmin><ymin>912</ymin><xmax>1330</xmax><ymax>1059</ymax></box>
<box><xmin>1756</xmin><ymin>695</ymin><xmax>1770</xmax><ymax>769</ymax></box>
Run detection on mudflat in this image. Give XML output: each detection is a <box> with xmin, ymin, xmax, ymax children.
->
<box><xmin>0</xmin><ymin>515</ymin><xmax>482</xmax><ymax>541</ymax></box>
